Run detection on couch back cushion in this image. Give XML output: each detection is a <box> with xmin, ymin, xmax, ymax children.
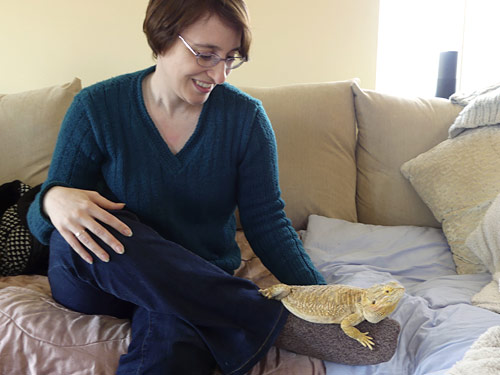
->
<box><xmin>352</xmin><ymin>82</ymin><xmax>462</xmax><ymax>227</ymax></box>
<box><xmin>241</xmin><ymin>81</ymin><xmax>358</xmax><ymax>230</ymax></box>
<box><xmin>0</xmin><ymin>79</ymin><xmax>81</xmax><ymax>187</ymax></box>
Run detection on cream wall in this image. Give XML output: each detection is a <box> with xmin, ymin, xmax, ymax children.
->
<box><xmin>1</xmin><ymin>0</ymin><xmax>379</xmax><ymax>93</ymax></box>
<box><xmin>231</xmin><ymin>0</ymin><xmax>380</xmax><ymax>88</ymax></box>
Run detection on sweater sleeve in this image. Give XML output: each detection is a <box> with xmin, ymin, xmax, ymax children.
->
<box><xmin>236</xmin><ymin>104</ymin><xmax>326</xmax><ymax>285</ymax></box>
<box><xmin>27</xmin><ymin>93</ymin><xmax>104</xmax><ymax>245</ymax></box>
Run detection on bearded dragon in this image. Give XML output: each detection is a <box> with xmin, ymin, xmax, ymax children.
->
<box><xmin>259</xmin><ymin>281</ymin><xmax>404</xmax><ymax>350</ymax></box>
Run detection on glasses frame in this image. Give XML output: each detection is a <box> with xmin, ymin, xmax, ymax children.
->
<box><xmin>178</xmin><ymin>35</ymin><xmax>247</xmax><ymax>70</ymax></box>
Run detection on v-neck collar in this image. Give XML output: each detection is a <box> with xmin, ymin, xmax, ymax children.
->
<box><xmin>137</xmin><ymin>66</ymin><xmax>211</xmax><ymax>172</ymax></box>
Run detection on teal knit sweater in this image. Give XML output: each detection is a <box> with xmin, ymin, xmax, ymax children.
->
<box><xmin>27</xmin><ymin>66</ymin><xmax>325</xmax><ymax>285</ymax></box>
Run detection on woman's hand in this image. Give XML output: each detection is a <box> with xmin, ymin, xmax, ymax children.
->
<box><xmin>43</xmin><ymin>186</ymin><xmax>133</xmax><ymax>264</ymax></box>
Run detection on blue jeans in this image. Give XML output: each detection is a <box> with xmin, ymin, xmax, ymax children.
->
<box><xmin>48</xmin><ymin>210</ymin><xmax>288</xmax><ymax>375</ymax></box>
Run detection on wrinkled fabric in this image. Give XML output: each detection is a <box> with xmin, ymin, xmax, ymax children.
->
<box><xmin>48</xmin><ymin>210</ymin><xmax>288</xmax><ymax>375</ymax></box>
<box><xmin>0</xmin><ymin>241</ymin><xmax>326</xmax><ymax>375</ymax></box>
<box><xmin>0</xmin><ymin>285</ymin><xmax>130</xmax><ymax>375</ymax></box>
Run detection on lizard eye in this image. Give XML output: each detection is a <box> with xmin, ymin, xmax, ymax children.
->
<box><xmin>372</xmin><ymin>300</ymin><xmax>376</xmax><ymax>304</ymax></box>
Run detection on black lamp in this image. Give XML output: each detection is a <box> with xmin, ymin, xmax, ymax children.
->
<box><xmin>436</xmin><ymin>51</ymin><xmax>458</xmax><ymax>99</ymax></box>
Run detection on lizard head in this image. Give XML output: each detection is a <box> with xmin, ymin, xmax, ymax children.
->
<box><xmin>361</xmin><ymin>281</ymin><xmax>405</xmax><ymax>323</ymax></box>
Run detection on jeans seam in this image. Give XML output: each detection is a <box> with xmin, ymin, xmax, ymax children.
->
<box><xmin>136</xmin><ymin>310</ymin><xmax>152</xmax><ymax>375</ymax></box>
<box><xmin>227</xmin><ymin>305</ymin><xmax>287</xmax><ymax>375</ymax></box>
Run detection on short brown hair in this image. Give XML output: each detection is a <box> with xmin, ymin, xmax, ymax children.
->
<box><xmin>143</xmin><ymin>0</ymin><xmax>251</xmax><ymax>59</ymax></box>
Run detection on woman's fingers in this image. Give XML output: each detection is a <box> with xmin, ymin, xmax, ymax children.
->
<box><xmin>59</xmin><ymin>229</ymin><xmax>94</xmax><ymax>264</ymax></box>
<box><xmin>72</xmin><ymin>227</ymin><xmax>111</xmax><ymax>263</ymax></box>
<box><xmin>88</xmin><ymin>198</ymin><xmax>133</xmax><ymax>239</ymax></box>
<box><xmin>44</xmin><ymin>186</ymin><xmax>133</xmax><ymax>263</ymax></box>
<box><xmin>83</xmin><ymin>211</ymin><xmax>130</xmax><ymax>255</ymax></box>
<box><xmin>72</xmin><ymin>200</ymin><xmax>133</xmax><ymax>261</ymax></box>
<box><xmin>90</xmin><ymin>191</ymin><xmax>128</xmax><ymax>211</ymax></box>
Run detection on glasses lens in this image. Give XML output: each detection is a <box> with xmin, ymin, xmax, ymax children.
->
<box><xmin>197</xmin><ymin>54</ymin><xmax>219</xmax><ymax>67</ymax></box>
<box><xmin>228</xmin><ymin>57</ymin><xmax>245</xmax><ymax>69</ymax></box>
<box><xmin>196</xmin><ymin>53</ymin><xmax>246</xmax><ymax>70</ymax></box>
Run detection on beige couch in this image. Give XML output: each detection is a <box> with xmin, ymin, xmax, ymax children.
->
<box><xmin>0</xmin><ymin>77</ymin><xmax>477</xmax><ymax>374</ymax></box>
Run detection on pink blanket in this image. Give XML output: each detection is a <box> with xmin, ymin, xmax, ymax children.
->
<box><xmin>0</xmin><ymin>232</ymin><xmax>325</xmax><ymax>375</ymax></box>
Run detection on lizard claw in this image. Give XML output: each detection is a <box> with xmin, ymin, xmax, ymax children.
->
<box><xmin>259</xmin><ymin>288</ymin><xmax>272</xmax><ymax>299</ymax></box>
<box><xmin>258</xmin><ymin>284</ymin><xmax>291</xmax><ymax>300</ymax></box>
<box><xmin>357</xmin><ymin>332</ymin><xmax>375</xmax><ymax>350</ymax></box>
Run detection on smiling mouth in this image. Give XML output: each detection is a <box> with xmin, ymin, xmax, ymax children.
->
<box><xmin>194</xmin><ymin>79</ymin><xmax>212</xmax><ymax>89</ymax></box>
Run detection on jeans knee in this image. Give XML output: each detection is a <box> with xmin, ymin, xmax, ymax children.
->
<box><xmin>49</xmin><ymin>230</ymin><xmax>75</xmax><ymax>265</ymax></box>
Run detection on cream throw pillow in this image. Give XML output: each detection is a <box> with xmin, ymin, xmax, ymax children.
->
<box><xmin>401</xmin><ymin>126</ymin><xmax>500</xmax><ymax>274</ymax></box>
<box><xmin>241</xmin><ymin>81</ymin><xmax>358</xmax><ymax>229</ymax></box>
<box><xmin>0</xmin><ymin>78</ymin><xmax>82</xmax><ymax>186</ymax></box>
<box><xmin>352</xmin><ymin>82</ymin><xmax>462</xmax><ymax>227</ymax></box>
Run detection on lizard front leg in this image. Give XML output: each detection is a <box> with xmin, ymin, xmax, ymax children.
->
<box><xmin>340</xmin><ymin>313</ymin><xmax>375</xmax><ymax>350</ymax></box>
<box><xmin>259</xmin><ymin>284</ymin><xmax>291</xmax><ymax>300</ymax></box>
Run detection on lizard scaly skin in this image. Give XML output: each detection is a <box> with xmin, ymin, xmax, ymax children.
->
<box><xmin>259</xmin><ymin>281</ymin><xmax>404</xmax><ymax>350</ymax></box>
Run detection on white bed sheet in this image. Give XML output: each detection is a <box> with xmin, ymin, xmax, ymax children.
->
<box><xmin>302</xmin><ymin>215</ymin><xmax>500</xmax><ymax>375</ymax></box>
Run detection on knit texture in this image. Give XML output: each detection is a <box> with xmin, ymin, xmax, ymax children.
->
<box><xmin>449</xmin><ymin>325</ymin><xmax>500</xmax><ymax>375</ymax></box>
<box><xmin>467</xmin><ymin>192</ymin><xmax>500</xmax><ymax>313</ymax></box>
<box><xmin>275</xmin><ymin>314</ymin><xmax>400</xmax><ymax>365</ymax></box>
<box><xmin>27</xmin><ymin>66</ymin><xmax>324</xmax><ymax>285</ymax></box>
<box><xmin>448</xmin><ymin>86</ymin><xmax>500</xmax><ymax>138</ymax></box>
<box><xmin>450</xmin><ymin>82</ymin><xmax>500</xmax><ymax>106</ymax></box>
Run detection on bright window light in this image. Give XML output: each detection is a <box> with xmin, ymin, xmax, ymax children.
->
<box><xmin>376</xmin><ymin>0</ymin><xmax>465</xmax><ymax>97</ymax></box>
<box><xmin>460</xmin><ymin>0</ymin><xmax>500</xmax><ymax>92</ymax></box>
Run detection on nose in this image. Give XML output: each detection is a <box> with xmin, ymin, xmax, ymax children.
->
<box><xmin>208</xmin><ymin>61</ymin><xmax>229</xmax><ymax>84</ymax></box>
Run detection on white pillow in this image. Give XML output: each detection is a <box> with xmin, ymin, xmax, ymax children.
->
<box><xmin>466</xmin><ymin>193</ymin><xmax>500</xmax><ymax>275</ymax></box>
<box><xmin>448</xmin><ymin>87</ymin><xmax>500</xmax><ymax>138</ymax></box>
<box><xmin>302</xmin><ymin>214</ymin><xmax>455</xmax><ymax>287</ymax></box>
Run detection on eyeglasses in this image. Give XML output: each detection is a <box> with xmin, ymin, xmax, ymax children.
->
<box><xmin>178</xmin><ymin>35</ymin><xmax>247</xmax><ymax>70</ymax></box>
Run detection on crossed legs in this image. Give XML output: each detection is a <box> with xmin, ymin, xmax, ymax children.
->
<box><xmin>48</xmin><ymin>210</ymin><xmax>287</xmax><ymax>375</ymax></box>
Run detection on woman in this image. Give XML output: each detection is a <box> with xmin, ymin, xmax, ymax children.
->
<box><xmin>28</xmin><ymin>1</ymin><xmax>399</xmax><ymax>374</ymax></box>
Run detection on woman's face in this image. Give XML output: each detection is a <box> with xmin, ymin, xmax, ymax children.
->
<box><xmin>156</xmin><ymin>13</ymin><xmax>242</xmax><ymax>107</ymax></box>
